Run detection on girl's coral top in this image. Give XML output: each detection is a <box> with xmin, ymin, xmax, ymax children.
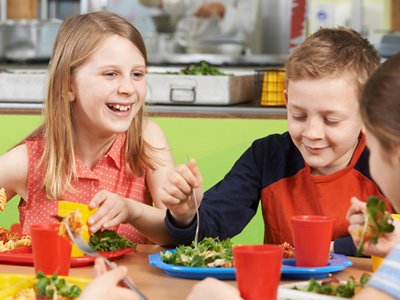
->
<box><xmin>20</xmin><ymin>133</ymin><xmax>152</xmax><ymax>243</ymax></box>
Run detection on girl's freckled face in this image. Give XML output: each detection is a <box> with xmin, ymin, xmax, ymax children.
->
<box><xmin>70</xmin><ymin>34</ymin><xmax>147</xmax><ymax>138</ymax></box>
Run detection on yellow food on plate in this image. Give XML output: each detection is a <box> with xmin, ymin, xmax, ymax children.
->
<box><xmin>281</xmin><ymin>241</ymin><xmax>296</xmax><ymax>259</ymax></box>
<box><xmin>58</xmin><ymin>209</ymin><xmax>87</xmax><ymax>238</ymax></box>
<box><xmin>0</xmin><ymin>187</ymin><xmax>6</xmax><ymax>211</ymax></box>
<box><xmin>4</xmin><ymin>287</ymin><xmax>35</xmax><ymax>300</ymax></box>
<box><xmin>0</xmin><ymin>226</ymin><xmax>31</xmax><ymax>252</ymax></box>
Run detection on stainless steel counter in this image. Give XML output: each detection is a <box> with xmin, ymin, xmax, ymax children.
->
<box><xmin>0</xmin><ymin>101</ymin><xmax>287</xmax><ymax>119</ymax></box>
<box><xmin>147</xmin><ymin>53</ymin><xmax>287</xmax><ymax>67</ymax></box>
<box><xmin>0</xmin><ymin>57</ymin><xmax>288</xmax><ymax>118</ymax></box>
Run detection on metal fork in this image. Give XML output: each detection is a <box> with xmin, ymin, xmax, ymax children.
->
<box><xmin>186</xmin><ymin>155</ymin><xmax>200</xmax><ymax>250</ymax></box>
<box><xmin>53</xmin><ymin>215</ymin><xmax>148</xmax><ymax>300</ymax></box>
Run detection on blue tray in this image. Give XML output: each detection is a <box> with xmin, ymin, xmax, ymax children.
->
<box><xmin>281</xmin><ymin>253</ymin><xmax>353</xmax><ymax>279</ymax></box>
<box><xmin>148</xmin><ymin>251</ymin><xmax>352</xmax><ymax>280</ymax></box>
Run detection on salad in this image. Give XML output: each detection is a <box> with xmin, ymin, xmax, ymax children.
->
<box><xmin>161</xmin><ymin>237</ymin><xmax>233</xmax><ymax>268</ymax></box>
<box><xmin>351</xmin><ymin>196</ymin><xmax>395</xmax><ymax>256</ymax></box>
<box><xmin>165</xmin><ymin>61</ymin><xmax>228</xmax><ymax>76</ymax></box>
<box><xmin>293</xmin><ymin>273</ymin><xmax>371</xmax><ymax>298</ymax></box>
<box><xmin>5</xmin><ymin>272</ymin><xmax>82</xmax><ymax>300</ymax></box>
<box><xmin>88</xmin><ymin>229</ymin><xmax>137</xmax><ymax>252</ymax></box>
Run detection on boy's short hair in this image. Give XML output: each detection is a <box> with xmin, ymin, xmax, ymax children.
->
<box><xmin>285</xmin><ymin>27</ymin><xmax>380</xmax><ymax>98</ymax></box>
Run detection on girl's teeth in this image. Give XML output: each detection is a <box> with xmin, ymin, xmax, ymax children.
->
<box><xmin>108</xmin><ymin>104</ymin><xmax>130</xmax><ymax>112</ymax></box>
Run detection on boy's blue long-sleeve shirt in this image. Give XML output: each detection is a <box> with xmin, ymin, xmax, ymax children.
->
<box><xmin>166</xmin><ymin>132</ymin><xmax>391</xmax><ymax>255</ymax></box>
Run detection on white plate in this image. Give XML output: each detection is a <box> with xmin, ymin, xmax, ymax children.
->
<box><xmin>278</xmin><ymin>281</ymin><xmax>346</xmax><ymax>300</ymax></box>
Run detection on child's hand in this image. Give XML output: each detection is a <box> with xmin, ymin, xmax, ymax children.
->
<box><xmin>161</xmin><ymin>159</ymin><xmax>204</xmax><ymax>226</ymax></box>
<box><xmin>79</xmin><ymin>257</ymin><xmax>138</xmax><ymax>300</ymax></box>
<box><xmin>88</xmin><ymin>190</ymin><xmax>130</xmax><ymax>233</ymax></box>
<box><xmin>347</xmin><ymin>197</ymin><xmax>400</xmax><ymax>257</ymax></box>
<box><xmin>187</xmin><ymin>277</ymin><xmax>242</xmax><ymax>300</ymax></box>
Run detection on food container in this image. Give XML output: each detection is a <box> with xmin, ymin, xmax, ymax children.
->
<box><xmin>145</xmin><ymin>73</ymin><xmax>254</xmax><ymax>105</ymax></box>
<box><xmin>0</xmin><ymin>69</ymin><xmax>47</xmax><ymax>102</ymax></box>
<box><xmin>151</xmin><ymin>13</ymin><xmax>180</xmax><ymax>34</ymax></box>
<box><xmin>254</xmin><ymin>68</ymin><xmax>286</xmax><ymax>107</ymax></box>
<box><xmin>0</xmin><ymin>19</ymin><xmax>61</xmax><ymax>62</ymax></box>
<box><xmin>0</xmin><ymin>273</ymin><xmax>90</xmax><ymax>299</ymax></box>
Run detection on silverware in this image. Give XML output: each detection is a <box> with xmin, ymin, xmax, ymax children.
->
<box><xmin>186</xmin><ymin>155</ymin><xmax>200</xmax><ymax>250</ymax></box>
<box><xmin>52</xmin><ymin>215</ymin><xmax>148</xmax><ymax>300</ymax></box>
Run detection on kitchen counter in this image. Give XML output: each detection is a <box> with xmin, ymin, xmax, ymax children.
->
<box><xmin>0</xmin><ymin>102</ymin><xmax>287</xmax><ymax>119</ymax></box>
<box><xmin>0</xmin><ymin>58</ymin><xmax>288</xmax><ymax>119</ymax></box>
<box><xmin>147</xmin><ymin>53</ymin><xmax>287</xmax><ymax>67</ymax></box>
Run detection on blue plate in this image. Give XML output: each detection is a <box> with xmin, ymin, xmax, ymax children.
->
<box><xmin>148</xmin><ymin>250</ymin><xmax>235</xmax><ymax>280</ymax></box>
<box><xmin>281</xmin><ymin>253</ymin><xmax>353</xmax><ymax>279</ymax></box>
<box><xmin>148</xmin><ymin>251</ymin><xmax>352</xmax><ymax>280</ymax></box>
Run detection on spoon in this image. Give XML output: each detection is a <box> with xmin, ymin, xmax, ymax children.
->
<box><xmin>186</xmin><ymin>155</ymin><xmax>200</xmax><ymax>250</ymax></box>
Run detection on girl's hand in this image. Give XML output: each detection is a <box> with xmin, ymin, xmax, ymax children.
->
<box><xmin>88</xmin><ymin>190</ymin><xmax>130</xmax><ymax>233</ymax></box>
<box><xmin>161</xmin><ymin>159</ymin><xmax>203</xmax><ymax>226</ymax></box>
<box><xmin>79</xmin><ymin>258</ymin><xmax>137</xmax><ymax>300</ymax></box>
<box><xmin>347</xmin><ymin>197</ymin><xmax>400</xmax><ymax>257</ymax></box>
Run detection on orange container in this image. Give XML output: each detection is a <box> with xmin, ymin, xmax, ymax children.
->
<box><xmin>291</xmin><ymin>215</ymin><xmax>334</xmax><ymax>267</ymax></box>
<box><xmin>30</xmin><ymin>223</ymin><xmax>72</xmax><ymax>275</ymax></box>
<box><xmin>233</xmin><ymin>244</ymin><xmax>283</xmax><ymax>300</ymax></box>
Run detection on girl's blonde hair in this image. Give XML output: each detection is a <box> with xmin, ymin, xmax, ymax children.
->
<box><xmin>29</xmin><ymin>11</ymin><xmax>155</xmax><ymax>199</ymax></box>
<box><xmin>360</xmin><ymin>51</ymin><xmax>400</xmax><ymax>155</ymax></box>
<box><xmin>285</xmin><ymin>27</ymin><xmax>380</xmax><ymax>99</ymax></box>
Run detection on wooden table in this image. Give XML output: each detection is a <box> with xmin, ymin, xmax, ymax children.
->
<box><xmin>0</xmin><ymin>245</ymin><xmax>373</xmax><ymax>300</ymax></box>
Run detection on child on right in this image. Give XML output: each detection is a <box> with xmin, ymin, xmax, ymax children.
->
<box><xmin>346</xmin><ymin>51</ymin><xmax>400</xmax><ymax>300</ymax></box>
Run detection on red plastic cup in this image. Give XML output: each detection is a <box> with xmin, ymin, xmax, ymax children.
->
<box><xmin>30</xmin><ymin>224</ymin><xmax>72</xmax><ymax>275</ymax></box>
<box><xmin>233</xmin><ymin>244</ymin><xmax>283</xmax><ymax>300</ymax></box>
<box><xmin>291</xmin><ymin>215</ymin><xmax>334</xmax><ymax>267</ymax></box>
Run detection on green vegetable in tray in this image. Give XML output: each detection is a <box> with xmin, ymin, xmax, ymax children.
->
<box><xmin>88</xmin><ymin>229</ymin><xmax>137</xmax><ymax>252</ymax></box>
<box><xmin>161</xmin><ymin>237</ymin><xmax>233</xmax><ymax>268</ymax></box>
<box><xmin>35</xmin><ymin>271</ymin><xmax>81</xmax><ymax>299</ymax></box>
<box><xmin>294</xmin><ymin>273</ymin><xmax>371</xmax><ymax>298</ymax></box>
<box><xmin>166</xmin><ymin>60</ymin><xmax>228</xmax><ymax>76</ymax></box>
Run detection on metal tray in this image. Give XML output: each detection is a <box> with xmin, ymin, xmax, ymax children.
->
<box><xmin>145</xmin><ymin>73</ymin><xmax>254</xmax><ymax>105</ymax></box>
<box><xmin>0</xmin><ymin>69</ymin><xmax>47</xmax><ymax>102</ymax></box>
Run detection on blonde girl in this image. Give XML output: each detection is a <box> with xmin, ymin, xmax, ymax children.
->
<box><xmin>0</xmin><ymin>11</ymin><xmax>175</xmax><ymax>245</ymax></box>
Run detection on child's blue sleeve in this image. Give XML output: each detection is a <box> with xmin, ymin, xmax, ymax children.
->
<box><xmin>367</xmin><ymin>244</ymin><xmax>400</xmax><ymax>299</ymax></box>
<box><xmin>333</xmin><ymin>235</ymin><xmax>358</xmax><ymax>256</ymax></box>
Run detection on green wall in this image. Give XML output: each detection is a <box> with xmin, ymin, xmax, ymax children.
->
<box><xmin>0</xmin><ymin>115</ymin><xmax>42</xmax><ymax>230</ymax></box>
<box><xmin>0</xmin><ymin>114</ymin><xmax>288</xmax><ymax>245</ymax></box>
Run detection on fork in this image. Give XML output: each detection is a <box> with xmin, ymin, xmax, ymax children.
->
<box><xmin>186</xmin><ymin>155</ymin><xmax>200</xmax><ymax>250</ymax></box>
<box><xmin>52</xmin><ymin>215</ymin><xmax>148</xmax><ymax>300</ymax></box>
<box><xmin>356</xmin><ymin>214</ymin><xmax>369</xmax><ymax>256</ymax></box>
